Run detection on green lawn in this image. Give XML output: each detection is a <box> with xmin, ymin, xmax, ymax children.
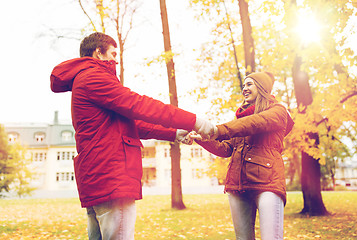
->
<box><xmin>0</xmin><ymin>192</ymin><xmax>356</xmax><ymax>239</ymax></box>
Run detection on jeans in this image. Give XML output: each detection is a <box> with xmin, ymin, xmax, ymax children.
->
<box><xmin>87</xmin><ymin>198</ymin><xmax>136</xmax><ymax>240</ymax></box>
<box><xmin>228</xmin><ymin>191</ymin><xmax>284</xmax><ymax>240</ymax></box>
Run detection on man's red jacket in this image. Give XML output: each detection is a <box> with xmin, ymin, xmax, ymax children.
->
<box><xmin>50</xmin><ymin>57</ymin><xmax>196</xmax><ymax>207</ymax></box>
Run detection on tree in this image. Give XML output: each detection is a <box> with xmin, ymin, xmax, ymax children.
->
<box><xmin>292</xmin><ymin>54</ymin><xmax>328</xmax><ymax>215</ymax></box>
<box><xmin>237</xmin><ymin>0</ymin><xmax>255</xmax><ymax>75</ymax></box>
<box><xmin>189</xmin><ymin>0</ymin><xmax>357</xmax><ymax>215</ymax></box>
<box><xmin>159</xmin><ymin>0</ymin><xmax>186</xmax><ymax>210</ymax></box>
<box><xmin>0</xmin><ymin>125</ymin><xmax>35</xmax><ymax>198</ymax></box>
<box><xmin>0</xmin><ymin>125</ymin><xmax>11</xmax><ymax>196</ymax></box>
<box><xmin>206</xmin><ymin>156</ymin><xmax>229</xmax><ymax>185</ymax></box>
<box><xmin>320</xmin><ymin>130</ymin><xmax>351</xmax><ymax>190</ymax></box>
<box><xmin>189</xmin><ymin>0</ymin><xmax>248</xmax><ymax>122</ymax></box>
<box><xmin>286</xmin><ymin>0</ymin><xmax>357</xmax><ymax>215</ymax></box>
<box><xmin>78</xmin><ymin>0</ymin><xmax>140</xmax><ymax>84</ymax></box>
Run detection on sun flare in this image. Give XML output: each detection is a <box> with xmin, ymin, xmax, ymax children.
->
<box><xmin>296</xmin><ymin>10</ymin><xmax>322</xmax><ymax>44</ymax></box>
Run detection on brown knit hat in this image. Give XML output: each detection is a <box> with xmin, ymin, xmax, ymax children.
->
<box><xmin>245</xmin><ymin>72</ymin><xmax>275</xmax><ymax>94</ymax></box>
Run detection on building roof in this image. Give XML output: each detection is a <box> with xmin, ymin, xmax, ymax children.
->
<box><xmin>3</xmin><ymin>112</ymin><xmax>75</xmax><ymax>147</ymax></box>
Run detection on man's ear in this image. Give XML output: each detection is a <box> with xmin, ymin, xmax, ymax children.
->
<box><xmin>92</xmin><ymin>48</ymin><xmax>102</xmax><ymax>59</ymax></box>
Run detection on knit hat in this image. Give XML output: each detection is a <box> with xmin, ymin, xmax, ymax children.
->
<box><xmin>245</xmin><ymin>72</ymin><xmax>275</xmax><ymax>94</ymax></box>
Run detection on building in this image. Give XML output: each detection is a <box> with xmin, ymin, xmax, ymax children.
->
<box><xmin>335</xmin><ymin>159</ymin><xmax>357</xmax><ymax>188</ymax></box>
<box><xmin>141</xmin><ymin>139</ymin><xmax>217</xmax><ymax>188</ymax></box>
<box><xmin>5</xmin><ymin>112</ymin><xmax>77</xmax><ymax>192</ymax></box>
<box><xmin>4</xmin><ymin>112</ymin><xmax>218</xmax><ymax>195</ymax></box>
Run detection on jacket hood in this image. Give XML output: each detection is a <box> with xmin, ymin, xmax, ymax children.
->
<box><xmin>50</xmin><ymin>57</ymin><xmax>117</xmax><ymax>93</ymax></box>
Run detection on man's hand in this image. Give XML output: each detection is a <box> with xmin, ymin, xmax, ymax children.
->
<box><xmin>176</xmin><ymin>129</ymin><xmax>195</xmax><ymax>145</ymax></box>
<box><xmin>194</xmin><ymin>118</ymin><xmax>217</xmax><ymax>140</ymax></box>
<box><xmin>176</xmin><ymin>129</ymin><xmax>189</xmax><ymax>143</ymax></box>
<box><xmin>188</xmin><ymin>131</ymin><xmax>202</xmax><ymax>141</ymax></box>
<box><xmin>176</xmin><ymin>130</ymin><xmax>203</xmax><ymax>145</ymax></box>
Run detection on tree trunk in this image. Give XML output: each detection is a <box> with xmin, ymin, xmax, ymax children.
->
<box><xmin>300</xmin><ymin>134</ymin><xmax>329</xmax><ymax>215</ymax></box>
<box><xmin>292</xmin><ymin>57</ymin><xmax>329</xmax><ymax>216</ymax></box>
<box><xmin>238</xmin><ymin>0</ymin><xmax>255</xmax><ymax>75</ymax></box>
<box><xmin>118</xmin><ymin>33</ymin><xmax>125</xmax><ymax>84</ymax></box>
<box><xmin>331</xmin><ymin>171</ymin><xmax>335</xmax><ymax>190</ymax></box>
<box><xmin>159</xmin><ymin>0</ymin><xmax>185</xmax><ymax>210</ymax></box>
<box><xmin>170</xmin><ymin>142</ymin><xmax>185</xmax><ymax>209</ymax></box>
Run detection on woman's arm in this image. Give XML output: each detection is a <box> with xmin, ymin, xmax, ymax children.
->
<box><xmin>216</xmin><ymin>104</ymin><xmax>288</xmax><ymax>141</ymax></box>
<box><xmin>195</xmin><ymin>139</ymin><xmax>234</xmax><ymax>158</ymax></box>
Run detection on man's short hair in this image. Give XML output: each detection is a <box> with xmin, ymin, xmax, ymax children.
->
<box><xmin>80</xmin><ymin>32</ymin><xmax>117</xmax><ymax>57</ymax></box>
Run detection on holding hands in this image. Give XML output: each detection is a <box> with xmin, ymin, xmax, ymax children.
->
<box><xmin>194</xmin><ymin>118</ymin><xmax>217</xmax><ymax>139</ymax></box>
<box><xmin>176</xmin><ymin>118</ymin><xmax>218</xmax><ymax>145</ymax></box>
<box><xmin>176</xmin><ymin>130</ymin><xmax>202</xmax><ymax>145</ymax></box>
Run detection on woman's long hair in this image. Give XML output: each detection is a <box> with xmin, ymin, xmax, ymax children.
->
<box><xmin>252</xmin><ymin>78</ymin><xmax>277</xmax><ymax>114</ymax></box>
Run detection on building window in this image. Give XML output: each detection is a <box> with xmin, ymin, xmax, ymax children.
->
<box><xmin>61</xmin><ymin>131</ymin><xmax>73</xmax><ymax>142</ymax></box>
<box><xmin>164</xmin><ymin>148</ymin><xmax>170</xmax><ymax>158</ymax></box>
<box><xmin>142</xmin><ymin>147</ymin><xmax>155</xmax><ymax>158</ymax></box>
<box><xmin>8</xmin><ymin>132</ymin><xmax>19</xmax><ymax>143</ymax></box>
<box><xmin>191</xmin><ymin>148</ymin><xmax>203</xmax><ymax>158</ymax></box>
<box><xmin>57</xmin><ymin>151</ymin><xmax>76</xmax><ymax>161</ymax></box>
<box><xmin>56</xmin><ymin>172</ymin><xmax>75</xmax><ymax>182</ymax></box>
<box><xmin>142</xmin><ymin>149</ymin><xmax>149</xmax><ymax>158</ymax></box>
<box><xmin>34</xmin><ymin>132</ymin><xmax>46</xmax><ymax>143</ymax></box>
<box><xmin>33</xmin><ymin>152</ymin><xmax>47</xmax><ymax>162</ymax></box>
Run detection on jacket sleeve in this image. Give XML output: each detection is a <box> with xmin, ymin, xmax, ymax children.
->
<box><xmin>216</xmin><ymin>104</ymin><xmax>288</xmax><ymax>141</ymax></box>
<box><xmin>195</xmin><ymin>139</ymin><xmax>234</xmax><ymax>158</ymax></box>
<box><xmin>84</xmin><ymin>68</ymin><xmax>196</xmax><ymax>131</ymax></box>
<box><xmin>135</xmin><ymin>120</ymin><xmax>176</xmax><ymax>141</ymax></box>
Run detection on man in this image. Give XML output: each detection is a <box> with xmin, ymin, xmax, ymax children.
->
<box><xmin>50</xmin><ymin>32</ymin><xmax>215</xmax><ymax>239</ymax></box>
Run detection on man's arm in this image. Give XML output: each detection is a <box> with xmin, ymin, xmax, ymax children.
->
<box><xmin>135</xmin><ymin>120</ymin><xmax>176</xmax><ymax>141</ymax></box>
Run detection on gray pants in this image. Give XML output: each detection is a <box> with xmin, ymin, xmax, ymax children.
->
<box><xmin>228</xmin><ymin>191</ymin><xmax>284</xmax><ymax>240</ymax></box>
<box><xmin>87</xmin><ymin>198</ymin><xmax>136</xmax><ymax>240</ymax></box>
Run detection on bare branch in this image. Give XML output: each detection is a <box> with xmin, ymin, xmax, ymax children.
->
<box><xmin>123</xmin><ymin>8</ymin><xmax>136</xmax><ymax>44</ymax></box>
<box><xmin>223</xmin><ymin>0</ymin><xmax>243</xmax><ymax>92</ymax></box>
<box><xmin>78</xmin><ymin>0</ymin><xmax>97</xmax><ymax>31</ymax></box>
<box><xmin>340</xmin><ymin>91</ymin><xmax>357</xmax><ymax>103</ymax></box>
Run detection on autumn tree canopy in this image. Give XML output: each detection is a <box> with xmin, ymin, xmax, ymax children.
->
<box><xmin>0</xmin><ymin>125</ymin><xmax>35</xmax><ymax>198</ymax></box>
<box><xmin>189</xmin><ymin>0</ymin><xmax>356</xmax><ymax>184</ymax></box>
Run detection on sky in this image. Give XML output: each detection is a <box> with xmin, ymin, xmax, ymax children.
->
<box><xmin>0</xmin><ymin>0</ymin><xmax>211</xmax><ymax>124</ymax></box>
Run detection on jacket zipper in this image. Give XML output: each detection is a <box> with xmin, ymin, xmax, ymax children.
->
<box><xmin>239</xmin><ymin>137</ymin><xmax>250</xmax><ymax>192</ymax></box>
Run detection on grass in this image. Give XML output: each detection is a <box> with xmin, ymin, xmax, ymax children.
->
<box><xmin>0</xmin><ymin>192</ymin><xmax>356</xmax><ymax>239</ymax></box>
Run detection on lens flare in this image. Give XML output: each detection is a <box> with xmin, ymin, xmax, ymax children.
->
<box><xmin>296</xmin><ymin>10</ymin><xmax>321</xmax><ymax>44</ymax></box>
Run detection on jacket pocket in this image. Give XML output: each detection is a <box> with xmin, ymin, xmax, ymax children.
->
<box><xmin>243</xmin><ymin>153</ymin><xmax>273</xmax><ymax>184</ymax></box>
<box><xmin>122</xmin><ymin>136</ymin><xmax>143</xmax><ymax>180</ymax></box>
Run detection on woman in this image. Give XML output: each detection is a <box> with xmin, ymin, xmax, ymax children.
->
<box><xmin>194</xmin><ymin>72</ymin><xmax>294</xmax><ymax>240</ymax></box>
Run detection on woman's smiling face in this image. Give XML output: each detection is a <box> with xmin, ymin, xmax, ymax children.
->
<box><xmin>242</xmin><ymin>78</ymin><xmax>258</xmax><ymax>104</ymax></box>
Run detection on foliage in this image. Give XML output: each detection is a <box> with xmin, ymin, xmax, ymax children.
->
<box><xmin>146</xmin><ymin>50</ymin><xmax>177</xmax><ymax>66</ymax></box>
<box><xmin>0</xmin><ymin>125</ymin><xmax>36</xmax><ymax>198</ymax></box>
<box><xmin>0</xmin><ymin>125</ymin><xmax>10</xmax><ymax>195</ymax></box>
<box><xmin>286</xmin><ymin>180</ymin><xmax>301</xmax><ymax>191</ymax></box>
<box><xmin>189</xmin><ymin>0</ymin><xmax>246</xmax><ymax>122</ymax></box>
<box><xmin>189</xmin><ymin>0</ymin><xmax>357</xmax><ymax>185</ymax></box>
<box><xmin>0</xmin><ymin>192</ymin><xmax>356</xmax><ymax>239</ymax></box>
<box><xmin>205</xmin><ymin>156</ymin><xmax>230</xmax><ymax>185</ymax></box>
